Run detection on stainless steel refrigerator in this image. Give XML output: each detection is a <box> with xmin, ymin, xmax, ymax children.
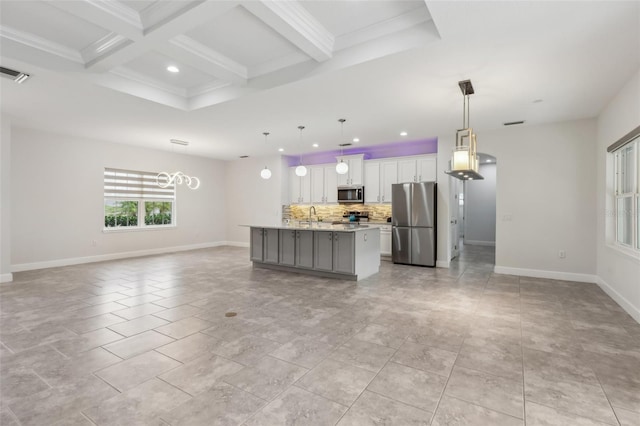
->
<box><xmin>392</xmin><ymin>182</ymin><xmax>437</xmax><ymax>266</ymax></box>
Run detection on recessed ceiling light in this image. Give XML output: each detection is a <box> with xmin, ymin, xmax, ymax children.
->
<box><xmin>278</xmin><ymin>148</ymin><xmax>284</xmax><ymax>152</ymax></box>
<box><xmin>353</xmin><ymin>138</ymin><xmax>360</xmax><ymax>143</ymax></box>
<box><xmin>167</xmin><ymin>65</ymin><xmax>180</xmax><ymax>73</ymax></box>
<box><xmin>486</xmin><ymin>159</ymin><xmax>492</xmax><ymax>163</ymax></box>
<box><xmin>400</xmin><ymin>131</ymin><xmax>408</xmax><ymax>136</ymax></box>
<box><xmin>312</xmin><ymin>143</ymin><xmax>319</xmax><ymax>148</ymax></box>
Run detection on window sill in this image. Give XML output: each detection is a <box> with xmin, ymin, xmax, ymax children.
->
<box><xmin>606</xmin><ymin>243</ymin><xmax>640</xmax><ymax>262</ymax></box>
<box><xmin>103</xmin><ymin>225</ymin><xmax>176</xmax><ymax>233</ymax></box>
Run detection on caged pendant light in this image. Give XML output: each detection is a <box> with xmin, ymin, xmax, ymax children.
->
<box><xmin>295</xmin><ymin>125</ymin><xmax>308</xmax><ymax>177</ymax></box>
<box><xmin>445</xmin><ymin>80</ymin><xmax>484</xmax><ymax>180</ymax></box>
<box><xmin>336</xmin><ymin>118</ymin><xmax>349</xmax><ymax>175</ymax></box>
<box><xmin>260</xmin><ymin>132</ymin><xmax>272</xmax><ymax>179</ymax></box>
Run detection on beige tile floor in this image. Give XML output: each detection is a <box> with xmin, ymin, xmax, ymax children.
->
<box><xmin>1</xmin><ymin>244</ymin><xmax>639</xmax><ymax>425</ymax></box>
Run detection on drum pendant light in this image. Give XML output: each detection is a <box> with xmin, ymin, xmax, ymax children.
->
<box><xmin>336</xmin><ymin>118</ymin><xmax>349</xmax><ymax>175</ymax></box>
<box><xmin>295</xmin><ymin>125</ymin><xmax>307</xmax><ymax>177</ymax></box>
<box><xmin>260</xmin><ymin>132</ymin><xmax>272</xmax><ymax>180</ymax></box>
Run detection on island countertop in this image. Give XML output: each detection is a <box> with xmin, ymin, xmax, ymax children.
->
<box><xmin>240</xmin><ymin>223</ymin><xmax>380</xmax><ymax>232</ymax></box>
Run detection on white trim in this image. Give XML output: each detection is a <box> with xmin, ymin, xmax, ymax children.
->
<box><xmin>597</xmin><ymin>276</ymin><xmax>640</xmax><ymax>324</ymax></box>
<box><xmin>436</xmin><ymin>260</ymin><xmax>450</xmax><ymax>268</ymax></box>
<box><xmin>110</xmin><ymin>67</ymin><xmax>187</xmax><ymax>97</ymax></box>
<box><xmin>606</xmin><ymin>243</ymin><xmax>640</xmax><ymax>262</ymax></box>
<box><xmin>464</xmin><ymin>240</ymin><xmax>496</xmax><ymax>247</ymax></box>
<box><xmin>11</xmin><ymin>241</ymin><xmax>228</xmax><ymax>273</ymax></box>
<box><xmin>86</xmin><ymin>0</ymin><xmax>143</xmax><ymax>29</ymax></box>
<box><xmin>493</xmin><ymin>266</ymin><xmax>597</xmax><ymax>283</ymax></box>
<box><xmin>0</xmin><ymin>273</ymin><xmax>13</xmax><ymax>283</ymax></box>
<box><xmin>169</xmin><ymin>35</ymin><xmax>248</xmax><ymax>82</ymax></box>
<box><xmin>225</xmin><ymin>241</ymin><xmax>250</xmax><ymax>248</ymax></box>
<box><xmin>0</xmin><ymin>25</ymin><xmax>84</xmax><ymax>64</ymax></box>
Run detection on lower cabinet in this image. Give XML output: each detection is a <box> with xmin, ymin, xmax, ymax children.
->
<box><xmin>250</xmin><ymin>228</ymin><xmax>264</xmax><ymax>261</ymax></box>
<box><xmin>379</xmin><ymin>225</ymin><xmax>392</xmax><ymax>256</ymax></box>
<box><xmin>263</xmin><ymin>228</ymin><xmax>279</xmax><ymax>264</ymax></box>
<box><xmin>333</xmin><ymin>232</ymin><xmax>355</xmax><ymax>274</ymax></box>
<box><xmin>279</xmin><ymin>229</ymin><xmax>296</xmax><ymax>266</ymax></box>
<box><xmin>295</xmin><ymin>230</ymin><xmax>314</xmax><ymax>268</ymax></box>
<box><xmin>313</xmin><ymin>231</ymin><xmax>334</xmax><ymax>271</ymax></box>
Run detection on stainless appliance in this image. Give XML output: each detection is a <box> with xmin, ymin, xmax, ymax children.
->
<box><xmin>337</xmin><ymin>185</ymin><xmax>364</xmax><ymax>203</ymax></box>
<box><xmin>392</xmin><ymin>182</ymin><xmax>437</xmax><ymax>266</ymax></box>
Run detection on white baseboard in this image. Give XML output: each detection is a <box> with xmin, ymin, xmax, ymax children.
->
<box><xmin>0</xmin><ymin>272</ymin><xmax>13</xmax><ymax>283</ymax></box>
<box><xmin>596</xmin><ymin>276</ymin><xmax>640</xmax><ymax>324</ymax></box>
<box><xmin>436</xmin><ymin>260</ymin><xmax>450</xmax><ymax>268</ymax></box>
<box><xmin>224</xmin><ymin>241</ymin><xmax>250</xmax><ymax>248</ymax></box>
<box><xmin>464</xmin><ymin>240</ymin><xmax>496</xmax><ymax>247</ymax></box>
<box><xmin>493</xmin><ymin>266</ymin><xmax>597</xmax><ymax>283</ymax></box>
<box><xmin>11</xmin><ymin>241</ymin><xmax>229</xmax><ymax>273</ymax></box>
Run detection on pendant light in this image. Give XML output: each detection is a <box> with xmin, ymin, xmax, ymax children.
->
<box><xmin>336</xmin><ymin>118</ymin><xmax>349</xmax><ymax>175</ymax></box>
<box><xmin>445</xmin><ymin>80</ymin><xmax>484</xmax><ymax>180</ymax></box>
<box><xmin>295</xmin><ymin>125</ymin><xmax>307</xmax><ymax>177</ymax></box>
<box><xmin>260</xmin><ymin>132</ymin><xmax>272</xmax><ymax>180</ymax></box>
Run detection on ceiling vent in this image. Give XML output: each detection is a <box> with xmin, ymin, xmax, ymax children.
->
<box><xmin>503</xmin><ymin>120</ymin><xmax>525</xmax><ymax>126</ymax></box>
<box><xmin>0</xmin><ymin>66</ymin><xmax>30</xmax><ymax>84</ymax></box>
<box><xmin>338</xmin><ymin>143</ymin><xmax>352</xmax><ymax>147</ymax></box>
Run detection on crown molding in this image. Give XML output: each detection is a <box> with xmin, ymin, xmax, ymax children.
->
<box><xmin>85</xmin><ymin>0</ymin><xmax>143</xmax><ymax>30</ymax></box>
<box><xmin>242</xmin><ymin>0</ymin><xmax>334</xmax><ymax>62</ymax></box>
<box><xmin>0</xmin><ymin>26</ymin><xmax>84</xmax><ymax>64</ymax></box>
<box><xmin>187</xmin><ymin>79</ymin><xmax>233</xmax><ymax>98</ymax></box>
<box><xmin>110</xmin><ymin>66</ymin><xmax>186</xmax><ymax>97</ymax></box>
<box><xmin>248</xmin><ymin>51</ymin><xmax>311</xmax><ymax>79</ymax></box>
<box><xmin>170</xmin><ymin>35</ymin><xmax>248</xmax><ymax>81</ymax></box>
<box><xmin>81</xmin><ymin>32</ymin><xmax>130</xmax><ymax>64</ymax></box>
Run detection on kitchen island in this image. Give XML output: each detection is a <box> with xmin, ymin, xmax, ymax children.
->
<box><xmin>243</xmin><ymin>223</ymin><xmax>380</xmax><ymax>281</ymax></box>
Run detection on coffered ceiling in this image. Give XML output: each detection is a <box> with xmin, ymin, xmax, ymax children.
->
<box><xmin>1</xmin><ymin>1</ymin><xmax>639</xmax><ymax>160</ymax></box>
<box><xmin>0</xmin><ymin>0</ymin><xmax>435</xmax><ymax>110</ymax></box>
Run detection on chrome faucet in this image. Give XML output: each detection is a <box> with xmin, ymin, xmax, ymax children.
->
<box><xmin>309</xmin><ymin>206</ymin><xmax>316</xmax><ymax>224</ymax></box>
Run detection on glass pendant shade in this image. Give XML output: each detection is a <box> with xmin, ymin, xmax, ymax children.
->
<box><xmin>295</xmin><ymin>165</ymin><xmax>307</xmax><ymax>177</ymax></box>
<box><xmin>260</xmin><ymin>167</ymin><xmax>272</xmax><ymax>179</ymax></box>
<box><xmin>336</xmin><ymin>160</ymin><xmax>349</xmax><ymax>175</ymax></box>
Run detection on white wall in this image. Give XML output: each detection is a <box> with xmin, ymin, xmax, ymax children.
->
<box><xmin>479</xmin><ymin>119</ymin><xmax>598</xmax><ymax>280</ymax></box>
<box><xmin>596</xmin><ymin>69</ymin><xmax>640</xmax><ymax>322</ymax></box>
<box><xmin>464</xmin><ymin>163</ymin><xmax>496</xmax><ymax>245</ymax></box>
<box><xmin>0</xmin><ymin>115</ymin><xmax>11</xmax><ymax>281</ymax></box>
<box><xmin>11</xmin><ymin>127</ymin><xmax>227</xmax><ymax>270</ymax></box>
<box><xmin>225</xmin><ymin>155</ymin><xmax>287</xmax><ymax>245</ymax></box>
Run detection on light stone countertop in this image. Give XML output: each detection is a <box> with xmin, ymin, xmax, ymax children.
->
<box><xmin>240</xmin><ymin>222</ymin><xmax>381</xmax><ymax>232</ymax></box>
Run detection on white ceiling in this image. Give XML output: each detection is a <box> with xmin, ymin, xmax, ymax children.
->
<box><xmin>1</xmin><ymin>1</ymin><xmax>638</xmax><ymax>160</ymax></box>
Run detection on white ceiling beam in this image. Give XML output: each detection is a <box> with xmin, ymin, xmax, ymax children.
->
<box><xmin>84</xmin><ymin>0</ymin><xmax>237</xmax><ymax>72</ymax></box>
<box><xmin>0</xmin><ymin>26</ymin><xmax>84</xmax><ymax>64</ymax></box>
<box><xmin>159</xmin><ymin>35</ymin><xmax>247</xmax><ymax>85</ymax></box>
<box><xmin>48</xmin><ymin>0</ymin><xmax>144</xmax><ymax>41</ymax></box>
<box><xmin>242</xmin><ymin>0</ymin><xmax>334</xmax><ymax>63</ymax></box>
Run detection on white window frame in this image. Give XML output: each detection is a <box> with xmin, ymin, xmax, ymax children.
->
<box><xmin>612</xmin><ymin>135</ymin><xmax>639</xmax><ymax>254</ymax></box>
<box><xmin>103</xmin><ymin>168</ymin><xmax>177</xmax><ymax>232</ymax></box>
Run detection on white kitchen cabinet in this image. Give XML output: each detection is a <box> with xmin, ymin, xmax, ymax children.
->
<box><xmin>310</xmin><ymin>165</ymin><xmax>338</xmax><ymax>204</ymax></box>
<box><xmin>289</xmin><ymin>167</ymin><xmax>311</xmax><ymax>204</ymax></box>
<box><xmin>397</xmin><ymin>155</ymin><xmax>437</xmax><ymax>183</ymax></box>
<box><xmin>364</xmin><ymin>160</ymin><xmax>397</xmax><ymax>203</ymax></box>
<box><xmin>379</xmin><ymin>225</ymin><xmax>392</xmax><ymax>256</ymax></box>
<box><xmin>364</xmin><ymin>161</ymin><xmax>380</xmax><ymax>203</ymax></box>
<box><xmin>336</xmin><ymin>154</ymin><xmax>364</xmax><ymax>186</ymax></box>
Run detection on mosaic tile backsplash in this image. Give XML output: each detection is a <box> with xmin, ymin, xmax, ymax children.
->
<box><xmin>284</xmin><ymin>204</ymin><xmax>392</xmax><ymax>223</ymax></box>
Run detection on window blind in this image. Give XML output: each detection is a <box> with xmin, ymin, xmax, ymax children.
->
<box><xmin>104</xmin><ymin>168</ymin><xmax>175</xmax><ymax>200</ymax></box>
<box><xmin>607</xmin><ymin>125</ymin><xmax>640</xmax><ymax>153</ymax></box>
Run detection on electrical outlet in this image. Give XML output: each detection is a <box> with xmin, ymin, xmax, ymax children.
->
<box><xmin>502</xmin><ymin>213</ymin><xmax>513</xmax><ymax>222</ymax></box>
<box><xmin>558</xmin><ymin>250</ymin><xmax>566</xmax><ymax>259</ymax></box>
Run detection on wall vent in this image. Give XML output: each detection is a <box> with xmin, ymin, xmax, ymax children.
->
<box><xmin>0</xmin><ymin>66</ymin><xmax>30</xmax><ymax>83</ymax></box>
<box><xmin>338</xmin><ymin>143</ymin><xmax>352</xmax><ymax>147</ymax></box>
<box><xmin>503</xmin><ymin>120</ymin><xmax>525</xmax><ymax>126</ymax></box>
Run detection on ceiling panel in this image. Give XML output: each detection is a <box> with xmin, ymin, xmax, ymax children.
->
<box><xmin>185</xmin><ymin>5</ymin><xmax>301</xmax><ymax>68</ymax></box>
<box><xmin>0</xmin><ymin>0</ymin><xmax>111</xmax><ymax>52</ymax></box>
<box><xmin>124</xmin><ymin>51</ymin><xmax>216</xmax><ymax>90</ymax></box>
<box><xmin>301</xmin><ymin>0</ymin><xmax>426</xmax><ymax>37</ymax></box>
<box><xmin>118</xmin><ymin>0</ymin><xmax>158</xmax><ymax>13</ymax></box>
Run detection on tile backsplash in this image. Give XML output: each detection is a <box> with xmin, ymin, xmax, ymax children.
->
<box><xmin>284</xmin><ymin>204</ymin><xmax>392</xmax><ymax>222</ymax></box>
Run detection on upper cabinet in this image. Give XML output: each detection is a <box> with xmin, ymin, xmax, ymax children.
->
<box><xmin>289</xmin><ymin>167</ymin><xmax>311</xmax><ymax>204</ymax></box>
<box><xmin>364</xmin><ymin>160</ymin><xmax>398</xmax><ymax>203</ymax></box>
<box><xmin>336</xmin><ymin>154</ymin><xmax>364</xmax><ymax>186</ymax></box>
<box><xmin>310</xmin><ymin>165</ymin><xmax>338</xmax><ymax>204</ymax></box>
<box><xmin>397</xmin><ymin>155</ymin><xmax>437</xmax><ymax>183</ymax></box>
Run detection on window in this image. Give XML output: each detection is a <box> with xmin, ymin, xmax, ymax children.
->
<box><xmin>104</xmin><ymin>168</ymin><xmax>175</xmax><ymax>230</ymax></box>
<box><xmin>613</xmin><ymin>135</ymin><xmax>639</xmax><ymax>251</ymax></box>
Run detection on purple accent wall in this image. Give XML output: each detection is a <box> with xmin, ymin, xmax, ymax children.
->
<box><xmin>284</xmin><ymin>137</ymin><xmax>438</xmax><ymax>167</ymax></box>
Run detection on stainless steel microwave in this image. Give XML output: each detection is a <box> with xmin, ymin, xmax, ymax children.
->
<box><xmin>338</xmin><ymin>185</ymin><xmax>364</xmax><ymax>203</ymax></box>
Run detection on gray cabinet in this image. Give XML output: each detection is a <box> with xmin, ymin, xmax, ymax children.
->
<box><xmin>332</xmin><ymin>232</ymin><xmax>355</xmax><ymax>274</ymax></box>
<box><xmin>314</xmin><ymin>231</ymin><xmax>334</xmax><ymax>271</ymax></box>
<box><xmin>264</xmin><ymin>228</ymin><xmax>279</xmax><ymax>264</ymax></box>
<box><xmin>295</xmin><ymin>230</ymin><xmax>314</xmax><ymax>269</ymax></box>
<box><xmin>250</xmin><ymin>228</ymin><xmax>264</xmax><ymax>261</ymax></box>
<box><xmin>252</xmin><ymin>228</ymin><xmax>278</xmax><ymax>263</ymax></box>
<box><xmin>279</xmin><ymin>229</ymin><xmax>296</xmax><ymax>266</ymax></box>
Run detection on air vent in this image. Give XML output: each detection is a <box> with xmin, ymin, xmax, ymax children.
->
<box><xmin>339</xmin><ymin>143</ymin><xmax>352</xmax><ymax>147</ymax></box>
<box><xmin>239</xmin><ymin>155</ymin><xmax>249</xmax><ymax>158</ymax></box>
<box><xmin>0</xmin><ymin>66</ymin><xmax>30</xmax><ymax>84</ymax></box>
<box><xmin>170</xmin><ymin>139</ymin><xmax>189</xmax><ymax>146</ymax></box>
<box><xmin>504</xmin><ymin>120</ymin><xmax>525</xmax><ymax>126</ymax></box>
